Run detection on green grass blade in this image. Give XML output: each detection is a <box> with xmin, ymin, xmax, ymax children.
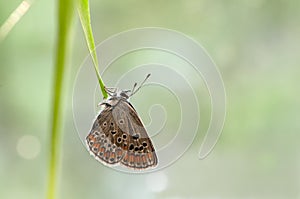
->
<box><xmin>78</xmin><ymin>0</ymin><xmax>108</xmax><ymax>99</ymax></box>
<box><xmin>46</xmin><ymin>0</ymin><xmax>75</xmax><ymax>198</ymax></box>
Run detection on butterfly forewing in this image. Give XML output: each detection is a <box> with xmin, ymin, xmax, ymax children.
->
<box><xmin>86</xmin><ymin>97</ymin><xmax>158</xmax><ymax>170</ymax></box>
<box><xmin>115</xmin><ymin>99</ymin><xmax>158</xmax><ymax>169</ymax></box>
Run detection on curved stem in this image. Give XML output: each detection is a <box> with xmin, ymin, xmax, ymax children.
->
<box><xmin>78</xmin><ymin>0</ymin><xmax>108</xmax><ymax>99</ymax></box>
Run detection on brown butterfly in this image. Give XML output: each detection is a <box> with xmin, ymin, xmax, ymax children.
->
<box><xmin>86</xmin><ymin>74</ymin><xmax>158</xmax><ymax>170</ymax></box>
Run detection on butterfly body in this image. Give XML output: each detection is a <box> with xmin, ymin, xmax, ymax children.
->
<box><xmin>86</xmin><ymin>89</ymin><xmax>158</xmax><ymax>170</ymax></box>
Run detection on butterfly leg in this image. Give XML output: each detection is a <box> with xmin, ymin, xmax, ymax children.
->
<box><xmin>105</xmin><ymin>87</ymin><xmax>117</xmax><ymax>95</ymax></box>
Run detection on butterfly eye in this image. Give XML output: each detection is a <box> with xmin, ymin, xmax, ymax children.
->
<box><xmin>120</xmin><ymin>92</ymin><xmax>129</xmax><ymax>98</ymax></box>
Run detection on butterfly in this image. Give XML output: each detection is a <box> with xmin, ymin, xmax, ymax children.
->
<box><xmin>86</xmin><ymin>74</ymin><xmax>158</xmax><ymax>170</ymax></box>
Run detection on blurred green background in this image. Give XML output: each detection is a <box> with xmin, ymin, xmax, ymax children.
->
<box><xmin>1</xmin><ymin>0</ymin><xmax>300</xmax><ymax>198</ymax></box>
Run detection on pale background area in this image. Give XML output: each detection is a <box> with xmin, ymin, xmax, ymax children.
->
<box><xmin>0</xmin><ymin>0</ymin><xmax>300</xmax><ymax>198</ymax></box>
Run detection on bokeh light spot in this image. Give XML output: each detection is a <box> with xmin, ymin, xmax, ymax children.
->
<box><xmin>16</xmin><ymin>135</ymin><xmax>40</xmax><ymax>159</ymax></box>
<box><xmin>146</xmin><ymin>171</ymin><xmax>168</xmax><ymax>193</ymax></box>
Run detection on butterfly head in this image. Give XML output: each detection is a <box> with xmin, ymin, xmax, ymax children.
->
<box><xmin>117</xmin><ymin>90</ymin><xmax>130</xmax><ymax>99</ymax></box>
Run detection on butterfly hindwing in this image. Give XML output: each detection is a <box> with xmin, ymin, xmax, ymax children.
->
<box><xmin>86</xmin><ymin>106</ymin><xmax>125</xmax><ymax>165</ymax></box>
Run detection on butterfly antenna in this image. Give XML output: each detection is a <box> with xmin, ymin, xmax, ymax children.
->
<box><xmin>130</xmin><ymin>73</ymin><xmax>151</xmax><ymax>96</ymax></box>
<box><xmin>131</xmin><ymin>82</ymin><xmax>138</xmax><ymax>94</ymax></box>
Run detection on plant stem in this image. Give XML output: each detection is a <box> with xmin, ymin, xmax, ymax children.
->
<box><xmin>78</xmin><ymin>0</ymin><xmax>108</xmax><ymax>99</ymax></box>
<box><xmin>46</xmin><ymin>0</ymin><xmax>75</xmax><ymax>198</ymax></box>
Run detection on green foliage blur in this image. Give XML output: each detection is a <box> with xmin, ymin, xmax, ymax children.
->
<box><xmin>0</xmin><ymin>0</ymin><xmax>299</xmax><ymax>198</ymax></box>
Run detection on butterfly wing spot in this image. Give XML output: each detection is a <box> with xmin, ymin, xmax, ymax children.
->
<box><xmin>129</xmin><ymin>144</ymin><xmax>134</xmax><ymax>151</ymax></box>
<box><xmin>139</xmin><ymin>145</ymin><xmax>144</xmax><ymax>151</ymax></box>
<box><xmin>142</xmin><ymin>142</ymin><xmax>147</xmax><ymax>147</ymax></box>
<box><xmin>93</xmin><ymin>131</ymin><xmax>100</xmax><ymax>136</ymax></box>
<box><xmin>98</xmin><ymin>147</ymin><xmax>105</xmax><ymax>157</ymax></box>
<box><xmin>119</xmin><ymin>119</ymin><xmax>124</xmax><ymax>124</ymax></box>
<box><xmin>92</xmin><ymin>147</ymin><xmax>98</xmax><ymax>152</ymax></box>
<box><xmin>111</xmin><ymin>131</ymin><xmax>116</xmax><ymax>135</ymax></box>
<box><xmin>102</xmin><ymin>122</ymin><xmax>107</xmax><ymax>127</ymax></box>
<box><xmin>92</xmin><ymin>143</ymin><xmax>100</xmax><ymax>152</ymax></box>
<box><xmin>116</xmin><ymin>148</ymin><xmax>123</xmax><ymax>160</ymax></box>
<box><xmin>134</xmin><ymin>146</ymin><xmax>140</xmax><ymax>152</ymax></box>
<box><xmin>117</xmin><ymin>137</ymin><xmax>122</xmax><ymax>143</ymax></box>
<box><xmin>122</xmin><ymin>153</ymin><xmax>129</xmax><ymax>163</ymax></box>
<box><xmin>132</xmin><ymin>134</ymin><xmax>139</xmax><ymax>140</ymax></box>
<box><xmin>87</xmin><ymin>135</ymin><xmax>95</xmax><ymax>146</ymax></box>
<box><xmin>123</xmin><ymin>142</ymin><xmax>128</xmax><ymax>150</ymax></box>
<box><xmin>88</xmin><ymin>140</ymin><xmax>94</xmax><ymax>147</ymax></box>
<box><xmin>122</xmin><ymin>134</ymin><xmax>127</xmax><ymax>139</ymax></box>
<box><xmin>104</xmin><ymin>151</ymin><xmax>110</xmax><ymax>160</ymax></box>
<box><xmin>87</xmin><ymin>134</ymin><xmax>92</xmax><ymax>140</ymax></box>
<box><xmin>108</xmin><ymin>152</ymin><xmax>116</xmax><ymax>163</ymax></box>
